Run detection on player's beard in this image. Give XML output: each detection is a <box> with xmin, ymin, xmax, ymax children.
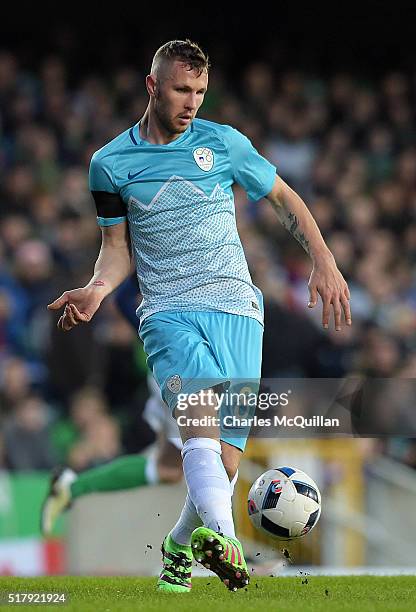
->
<box><xmin>154</xmin><ymin>96</ymin><xmax>188</xmax><ymax>136</ymax></box>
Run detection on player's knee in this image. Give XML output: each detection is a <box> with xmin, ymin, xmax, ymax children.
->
<box><xmin>165</xmin><ymin>469</ymin><xmax>183</xmax><ymax>484</ymax></box>
<box><xmin>158</xmin><ymin>465</ymin><xmax>183</xmax><ymax>484</ymax></box>
<box><xmin>157</xmin><ymin>443</ymin><xmax>183</xmax><ymax>470</ymax></box>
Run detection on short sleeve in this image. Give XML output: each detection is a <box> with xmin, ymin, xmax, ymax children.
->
<box><xmin>89</xmin><ymin>152</ymin><xmax>118</xmax><ymax>193</ymax></box>
<box><xmin>224</xmin><ymin>127</ymin><xmax>277</xmax><ymax>202</ymax></box>
<box><xmin>89</xmin><ymin>152</ymin><xmax>127</xmax><ymax>226</ymax></box>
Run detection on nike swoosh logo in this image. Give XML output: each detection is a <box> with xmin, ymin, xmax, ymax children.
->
<box><xmin>128</xmin><ymin>167</ymin><xmax>150</xmax><ymax>180</ymax></box>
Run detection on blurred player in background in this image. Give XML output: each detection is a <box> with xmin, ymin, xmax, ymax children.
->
<box><xmin>45</xmin><ymin>40</ymin><xmax>351</xmax><ymax>592</ymax></box>
<box><xmin>41</xmin><ymin>275</ymin><xmax>185</xmax><ymax>535</ymax></box>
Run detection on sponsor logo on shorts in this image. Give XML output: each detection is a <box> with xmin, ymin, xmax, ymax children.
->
<box><xmin>167</xmin><ymin>375</ymin><xmax>182</xmax><ymax>393</ymax></box>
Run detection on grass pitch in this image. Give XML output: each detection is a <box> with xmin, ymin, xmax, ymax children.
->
<box><xmin>0</xmin><ymin>576</ymin><xmax>415</xmax><ymax>611</ymax></box>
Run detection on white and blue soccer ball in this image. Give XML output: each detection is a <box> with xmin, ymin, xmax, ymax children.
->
<box><xmin>247</xmin><ymin>466</ymin><xmax>321</xmax><ymax>539</ymax></box>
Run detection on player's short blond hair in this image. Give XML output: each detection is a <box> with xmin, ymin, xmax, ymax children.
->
<box><xmin>151</xmin><ymin>39</ymin><xmax>210</xmax><ymax>78</ymax></box>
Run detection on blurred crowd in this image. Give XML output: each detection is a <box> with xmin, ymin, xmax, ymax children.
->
<box><xmin>1</xmin><ymin>50</ymin><xmax>416</xmax><ymax>472</ymax></box>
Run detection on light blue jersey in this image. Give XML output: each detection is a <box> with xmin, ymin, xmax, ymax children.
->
<box><xmin>89</xmin><ymin>118</ymin><xmax>276</xmax><ymax>325</ymax></box>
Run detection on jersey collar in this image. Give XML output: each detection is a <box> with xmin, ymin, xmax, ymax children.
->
<box><xmin>131</xmin><ymin>119</ymin><xmax>194</xmax><ymax>147</ymax></box>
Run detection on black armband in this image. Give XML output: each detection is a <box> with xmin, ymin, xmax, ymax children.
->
<box><xmin>91</xmin><ymin>191</ymin><xmax>127</xmax><ymax>226</ymax></box>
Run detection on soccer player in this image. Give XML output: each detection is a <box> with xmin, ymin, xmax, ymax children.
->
<box><xmin>47</xmin><ymin>40</ymin><xmax>351</xmax><ymax>592</ymax></box>
<box><xmin>41</xmin><ymin>372</ymin><xmax>184</xmax><ymax>535</ymax></box>
<box><xmin>41</xmin><ymin>274</ymin><xmax>184</xmax><ymax>535</ymax></box>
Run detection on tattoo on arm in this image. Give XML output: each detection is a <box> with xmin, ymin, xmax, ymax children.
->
<box><xmin>275</xmin><ymin>208</ymin><xmax>311</xmax><ymax>255</ymax></box>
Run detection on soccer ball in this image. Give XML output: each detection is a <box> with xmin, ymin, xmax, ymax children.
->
<box><xmin>247</xmin><ymin>466</ymin><xmax>321</xmax><ymax>539</ymax></box>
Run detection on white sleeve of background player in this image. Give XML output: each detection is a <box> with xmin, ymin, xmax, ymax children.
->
<box><xmin>224</xmin><ymin>126</ymin><xmax>277</xmax><ymax>202</ymax></box>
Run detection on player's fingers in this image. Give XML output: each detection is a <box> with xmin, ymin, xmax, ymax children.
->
<box><xmin>308</xmin><ymin>284</ymin><xmax>318</xmax><ymax>308</ymax></box>
<box><xmin>322</xmin><ymin>294</ymin><xmax>331</xmax><ymax>329</ymax></box>
<box><xmin>48</xmin><ymin>293</ymin><xmax>68</xmax><ymax>310</ymax></box>
<box><xmin>69</xmin><ymin>303</ymin><xmax>91</xmax><ymax>322</ymax></box>
<box><xmin>344</xmin><ymin>285</ymin><xmax>351</xmax><ymax>301</ymax></box>
<box><xmin>65</xmin><ymin>304</ymin><xmax>79</xmax><ymax>327</ymax></box>
<box><xmin>62</xmin><ymin>316</ymin><xmax>73</xmax><ymax>331</ymax></box>
<box><xmin>57</xmin><ymin>305</ymin><xmax>76</xmax><ymax>331</ymax></box>
<box><xmin>57</xmin><ymin>313</ymin><xmax>72</xmax><ymax>331</ymax></box>
<box><xmin>332</xmin><ymin>297</ymin><xmax>342</xmax><ymax>331</ymax></box>
<box><xmin>341</xmin><ymin>295</ymin><xmax>352</xmax><ymax>326</ymax></box>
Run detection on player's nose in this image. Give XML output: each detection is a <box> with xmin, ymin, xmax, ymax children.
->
<box><xmin>184</xmin><ymin>93</ymin><xmax>198</xmax><ymax>110</ymax></box>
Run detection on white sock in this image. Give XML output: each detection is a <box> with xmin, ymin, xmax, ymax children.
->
<box><xmin>230</xmin><ymin>469</ymin><xmax>238</xmax><ymax>496</ymax></box>
<box><xmin>170</xmin><ymin>470</ymin><xmax>239</xmax><ymax>546</ymax></box>
<box><xmin>170</xmin><ymin>494</ymin><xmax>202</xmax><ymax>546</ymax></box>
<box><xmin>144</xmin><ymin>454</ymin><xmax>159</xmax><ymax>485</ymax></box>
<box><xmin>181</xmin><ymin>437</ymin><xmax>235</xmax><ymax>538</ymax></box>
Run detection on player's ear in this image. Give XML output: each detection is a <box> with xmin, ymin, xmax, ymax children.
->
<box><xmin>146</xmin><ymin>74</ymin><xmax>157</xmax><ymax>98</ymax></box>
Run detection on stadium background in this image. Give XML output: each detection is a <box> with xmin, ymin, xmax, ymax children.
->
<box><xmin>1</xmin><ymin>5</ymin><xmax>416</xmax><ymax>575</ymax></box>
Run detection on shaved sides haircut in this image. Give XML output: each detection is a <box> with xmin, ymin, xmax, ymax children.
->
<box><xmin>151</xmin><ymin>39</ymin><xmax>210</xmax><ymax>80</ymax></box>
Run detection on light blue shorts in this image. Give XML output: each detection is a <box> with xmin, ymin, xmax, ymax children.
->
<box><xmin>139</xmin><ymin>311</ymin><xmax>263</xmax><ymax>451</ymax></box>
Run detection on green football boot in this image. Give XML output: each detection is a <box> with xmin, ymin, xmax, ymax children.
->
<box><xmin>157</xmin><ymin>533</ymin><xmax>193</xmax><ymax>593</ymax></box>
<box><xmin>191</xmin><ymin>527</ymin><xmax>250</xmax><ymax>591</ymax></box>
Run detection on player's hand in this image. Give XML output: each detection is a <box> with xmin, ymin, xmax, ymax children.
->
<box><xmin>47</xmin><ymin>286</ymin><xmax>105</xmax><ymax>332</ymax></box>
<box><xmin>307</xmin><ymin>252</ymin><xmax>352</xmax><ymax>331</ymax></box>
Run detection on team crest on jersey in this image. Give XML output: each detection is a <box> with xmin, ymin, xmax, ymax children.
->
<box><xmin>193</xmin><ymin>147</ymin><xmax>214</xmax><ymax>172</ymax></box>
<box><xmin>167</xmin><ymin>375</ymin><xmax>182</xmax><ymax>393</ymax></box>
